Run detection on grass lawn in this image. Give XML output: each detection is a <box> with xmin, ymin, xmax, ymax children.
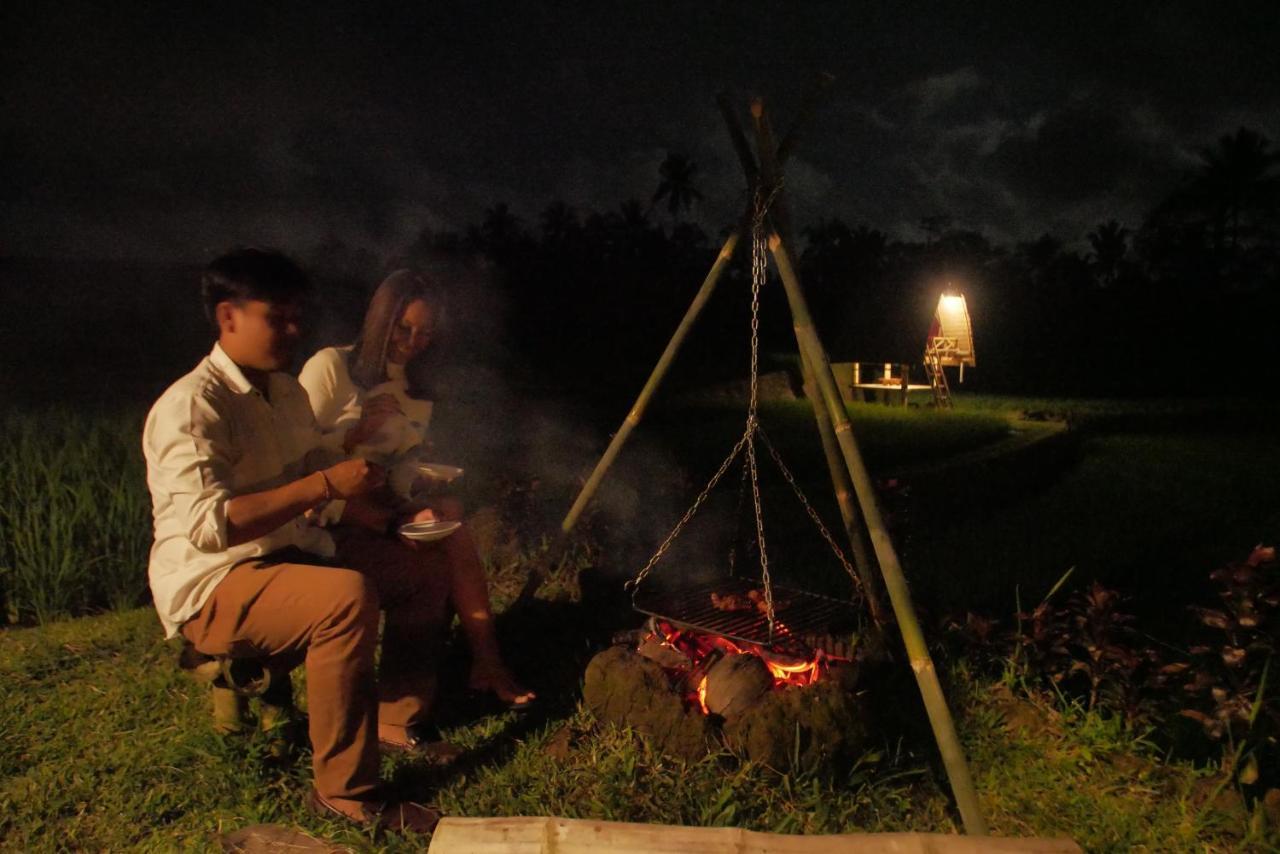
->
<box><xmin>0</xmin><ymin>594</ymin><xmax>1264</xmax><ymax>852</ymax></box>
<box><xmin>2</xmin><ymin>393</ymin><xmax>1279</xmax><ymax>850</ymax></box>
<box><xmin>638</xmin><ymin>395</ymin><xmax>1280</xmax><ymax>627</ymax></box>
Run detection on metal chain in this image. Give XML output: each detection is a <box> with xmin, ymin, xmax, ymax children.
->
<box><xmin>745</xmin><ymin>432</ymin><xmax>775</xmax><ymax>634</ymax></box>
<box><xmin>745</xmin><ymin>183</ymin><xmax>780</xmax><ymax>635</ymax></box>
<box><xmin>757</xmin><ymin>426</ymin><xmax>864</xmax><ymax>599</ymax></box>
<box><xmin>627</xmin><ymin>180</ymin><xmax>784</xmax><ymax>618</ymax></box>
<box><xmin>746</xmin><ymin>180</ymin><xmax>782</xmax><ymax>420</ymax></box>
<box><xmin>726</xmin><ymin>462</ymin><xmax>751</xmax><ymax>578</ymax></box>
<box><xmin>625</xmin><ymin>429</ymin><xmax>753</xmax><ymax>593</ymax></box>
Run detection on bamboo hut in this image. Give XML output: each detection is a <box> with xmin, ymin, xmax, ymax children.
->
<box><xmin>923</xmin><ymin>292</ymin><xmax>976</xmax><ymax>407</ymax></box>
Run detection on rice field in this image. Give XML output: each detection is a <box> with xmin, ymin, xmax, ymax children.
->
<box><xmin>0</xmin><ymin>409</ymin><xmax>152</xmax><ymax>625</ymax></box>
<box><xmin>4</xmin><ymin>394</ymin><xmax>1276</xmax><ymax>630</ymax></box>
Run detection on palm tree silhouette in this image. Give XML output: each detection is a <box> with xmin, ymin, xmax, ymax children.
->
<box><xmin>539</xmin><ymin>200</ymin><xmax>579</xmax><ymax>245</ymax></box>
<box><xmin>651</xmin><ymin>152</ymin><xmax>704</xmax><ymax>222</ymax></box>
<box><xmin>1087</xmin><ymin>220</ymin><xmax>1130</xmax><ymax>287</ymax></box>
<box><xmin>1192</xmin><ymin>127</ymin><xmax>1279</xmax><ymax>255</ymax></box>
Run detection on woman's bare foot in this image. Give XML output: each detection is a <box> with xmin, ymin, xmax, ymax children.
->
<box><xmin>468</xmin><ymin>660</ymin><xmax>536</xmax><ymax>710</ymax></box>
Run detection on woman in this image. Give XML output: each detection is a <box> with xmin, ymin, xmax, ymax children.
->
<box><xmin>300</xmin><ymin>269</ymin><xmax>534</xmax><ymax>712</ymax></box>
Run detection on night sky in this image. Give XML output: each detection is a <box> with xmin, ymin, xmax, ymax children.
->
<box><xmin>4</xmin><ymin>1</ymin><xmax>1278</xmax><ymax>261</ymax></box>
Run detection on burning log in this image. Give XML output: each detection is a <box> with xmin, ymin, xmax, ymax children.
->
<box><xmin>585</xmin><ymin>621</ymin><xmax>866</xmax><ymax>774</ymax></box>
<box><xmin>636</xmin><ymin>635</ymin><xmax>693</xmax><ymax>670</ymax></box>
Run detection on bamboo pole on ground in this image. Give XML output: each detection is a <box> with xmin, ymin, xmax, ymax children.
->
<box><xmin>767</xmin><ymin>230</ymin><xmax>988</xmax><ymax>836</ymax></box>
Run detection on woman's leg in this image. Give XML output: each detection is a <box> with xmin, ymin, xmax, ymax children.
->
<box><xmin>333</xmin><ymin>528</ymin><xmax>453</xmax><ymax>736</ymax></box>
<box><xmin>427</xmin><ymin>497</ymin><xmax>534</xmax><ymax>705</ymax></box>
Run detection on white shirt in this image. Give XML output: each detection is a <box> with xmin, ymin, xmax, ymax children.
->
<box><xmin>298</xmin><ymin>346</ymin><xmax>434</xmax><ymax>450</ymax></box>
<box><xmin>143</xmin><ymin>343</ymin><xmax>335</xmax><ymax>638</ymax></box>
<box><xmin>298</xmin><ymin>347</ymin><xmax>434</xmax><ymax>501</ymax></box>
<box><xmin>297</xmin><ymin>345</ymin><xmax>364</xmax><ymax>454</ymax></box>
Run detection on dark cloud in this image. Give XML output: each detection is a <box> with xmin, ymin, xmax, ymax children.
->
<box><xmin>993</xmin><ymin>104</ymin><xmax>1128</xmax><ymax>203</ymax></box>
<box><xmin>2</xmin><ymin>1</ymin><xmax>1278</xmax><ymax>259</ymax></box>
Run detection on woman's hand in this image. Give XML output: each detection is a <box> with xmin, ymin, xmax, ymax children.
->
<box><xmin>341</xmin><ymin>394</ymin><xmax>404</xmax><ymax>454</ymax></box>
<box><xmin>342</xmin><ymin>410</ymin><xmax>392</xmax><ymax>454</ymax></box>
<box><xmin>323</xmin><ymin>459</ymin><xmax>385</xmax><ymax>498</ymax></box>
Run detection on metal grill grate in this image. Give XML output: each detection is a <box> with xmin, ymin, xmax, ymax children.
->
<box><xmin>633</xmin><ymin>576</ymin><xmax>859</xmax><ymax>659</ymax></box>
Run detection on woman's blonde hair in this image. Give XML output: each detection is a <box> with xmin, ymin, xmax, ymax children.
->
<box><xmin>349</xmin><ymin>269</ymin><xmax>442</xmax><ymax>398</ymax></box>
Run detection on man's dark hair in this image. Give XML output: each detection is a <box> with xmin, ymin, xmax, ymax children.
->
<box><xmin>201</xmin><ymin>248</ymin><xmax>311</xmax><ymax>327</ymax></box>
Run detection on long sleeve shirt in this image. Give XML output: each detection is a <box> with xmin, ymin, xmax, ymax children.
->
<box><xmin>142</xmin><ymin>343</ymin><xmax>335</xmax><ymax>638</ymax></box>
<box><xmin>298</xmin><ymin>346</ymin><xmax>434</xmax><ymax>502</ymax></box>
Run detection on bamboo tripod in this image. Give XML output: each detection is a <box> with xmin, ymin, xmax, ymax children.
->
<box><xmin>542</xmin><ymin>82</ymin><xmax>987</xmax><ymax>836</ymax></box>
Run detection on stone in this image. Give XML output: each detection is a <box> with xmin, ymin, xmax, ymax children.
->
<box><xmin>583</xmin><ymin>646</ymin><xmax>714</xmax><ymax>761</ymax></box>
<box><xmin>703</xmin><ymin>653</ymin><xmax>773</xmax><ymax>722</ymax></box>
<box><xmin>723</xmin><ymin>662</ymin><xmax>864</xmax><ymax>775</ymax></box>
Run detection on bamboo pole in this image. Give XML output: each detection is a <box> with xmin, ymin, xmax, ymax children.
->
<box><xmin>776</xmin><ymin>72</ymin><xmax>837</xmax><ymax>165</ymax></box>
<box><xmin>768</xmin><ymin>232</ymin><xmax>988</xmax><ymax>836</ymax></box>
<box><xmin>558</xmin><ymin>229</ymin><xmax>742</xmax><ymax>536</ymax></box>
<box><xmin>746</xmin><ymin>97</ymin><xmax>883</xmax><ymax>624</ymax></box>
<box><xmin>795</xmin><ymin>344</ymin><xmax>884</xmax><ymax>624</ymax></box>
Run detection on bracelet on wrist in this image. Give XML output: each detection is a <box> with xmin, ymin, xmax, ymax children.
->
<box><xmin>317</xmin><ymin>470</ymin><xmax>333</xmax><ymax>503</ymax></box>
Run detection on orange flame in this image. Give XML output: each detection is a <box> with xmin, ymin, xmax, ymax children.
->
<box><xmin>645</xmin><ymin>620</ymin><xmax>842</xmax><ymax>714</ymax></box>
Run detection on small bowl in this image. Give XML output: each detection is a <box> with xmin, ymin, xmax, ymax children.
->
<box><xmin>414</xmin><ymin>463</ymin><xmax>464</xmax><ymax>483</ymax></box>
<box><xmin>398</xmin><ymin>520</ymin><xmax>462</xmax><ymax>543</ymax></box>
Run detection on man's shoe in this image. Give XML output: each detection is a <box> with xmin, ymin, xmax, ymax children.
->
<box><xmin>305</xmin><ymin>788</ymin><xmax>441</xmax><ymax>835</ymax></box>
<box><xmin>378</xmin><ymin>722</ymin><xmax>465</xmax><ymax>766</ymax></box>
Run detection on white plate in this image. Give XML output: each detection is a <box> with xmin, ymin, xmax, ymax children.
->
<box><xmin>398</xmin><ymin>520</ymin><xmax>462</xmax><ymax>543</ymax></box>
<box><xmin>415</xmin><ymin>463</ymin><xmax>464</xmax><ymax>482</ymax></box>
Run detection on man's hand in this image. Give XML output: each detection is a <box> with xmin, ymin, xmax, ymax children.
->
<box><xmin>323</xmin><ymin>459</ymin><xmax>385</xmax><ymax>498</ymax></box>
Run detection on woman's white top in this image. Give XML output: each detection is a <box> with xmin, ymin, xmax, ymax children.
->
<box><xmin>298</xmin><ymin>346</ymin><xmax>434</xmax><ymax>505</ymax></box>
<box><xmin>299</xmin><ymin>347</ymin><xmax>434</xmax><ymax>449</ymax></box>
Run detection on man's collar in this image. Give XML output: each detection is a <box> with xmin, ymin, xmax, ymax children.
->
<box><xmin>209</xmin><ymin>342</ymin><xmax>258</xmax><ymax>396</ymax></box>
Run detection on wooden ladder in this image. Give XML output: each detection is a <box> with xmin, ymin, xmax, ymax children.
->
<box><xmin>924</xmin><ymin>345</ymin><xmax>952</xmax><ymax>408</ymax></box>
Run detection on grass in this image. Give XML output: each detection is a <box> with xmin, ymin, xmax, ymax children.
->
<box><xmin>903</xmin><ymin>412</ymin><xmax>1280</xmax><ymax>625</ymax></box>
<box><xmin>0</xmin><ymin>409</ymin><xmax>151</xmax><ymax>624</ymax></box>
<box><xmin>0</xmin><ymin>601</ymin><xmax>1267</xmax><ymax>851</ymax></box>
<box><xmin>652</xmin><ymin>397</ymin><xmax>1014</xmax><ymax>475</ymax></box>
<box><xmin>3</xmin><ymin>392</ymin><xmax>1280</xmax><ymax>849</ymax></box>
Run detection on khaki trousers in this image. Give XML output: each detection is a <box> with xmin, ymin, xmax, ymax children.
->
<box><xmin>181</xmin><ymin>528</ymin><xmax>452</xmax><ymax>801</ymax></box>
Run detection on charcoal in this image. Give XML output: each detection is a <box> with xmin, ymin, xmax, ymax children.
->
<box><xmin>636</xmin><ymin>636</ymin><xmax>692</xmax><ymax>669</ymax></box>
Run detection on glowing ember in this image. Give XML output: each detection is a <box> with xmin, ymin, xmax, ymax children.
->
<box><xmin>643</xmin><ymin>620</ymin><xmax>845</xmax><ymax>714</ymax></box>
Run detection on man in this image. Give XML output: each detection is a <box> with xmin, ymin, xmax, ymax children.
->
<box><xmin>143</xmin><ymin>248</ymin><xmax>446</xmax><ymax>834</ymax></box>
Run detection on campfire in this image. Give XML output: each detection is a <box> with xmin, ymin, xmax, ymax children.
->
<box><xmin>640</xmin><ymin>619</ymin><xmax>843</xmax><ymax>717</ymax></box>
<box><xmin>583</xmin><ymin>579</ymin><xmax>866</xmax><ymax>772</ymax></box>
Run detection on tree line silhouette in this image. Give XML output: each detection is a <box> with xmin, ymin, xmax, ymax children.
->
<box><xmin>312</xmin><ymin>131</ymin><xmax>1279</xmax><ymax>402</ymax></box>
